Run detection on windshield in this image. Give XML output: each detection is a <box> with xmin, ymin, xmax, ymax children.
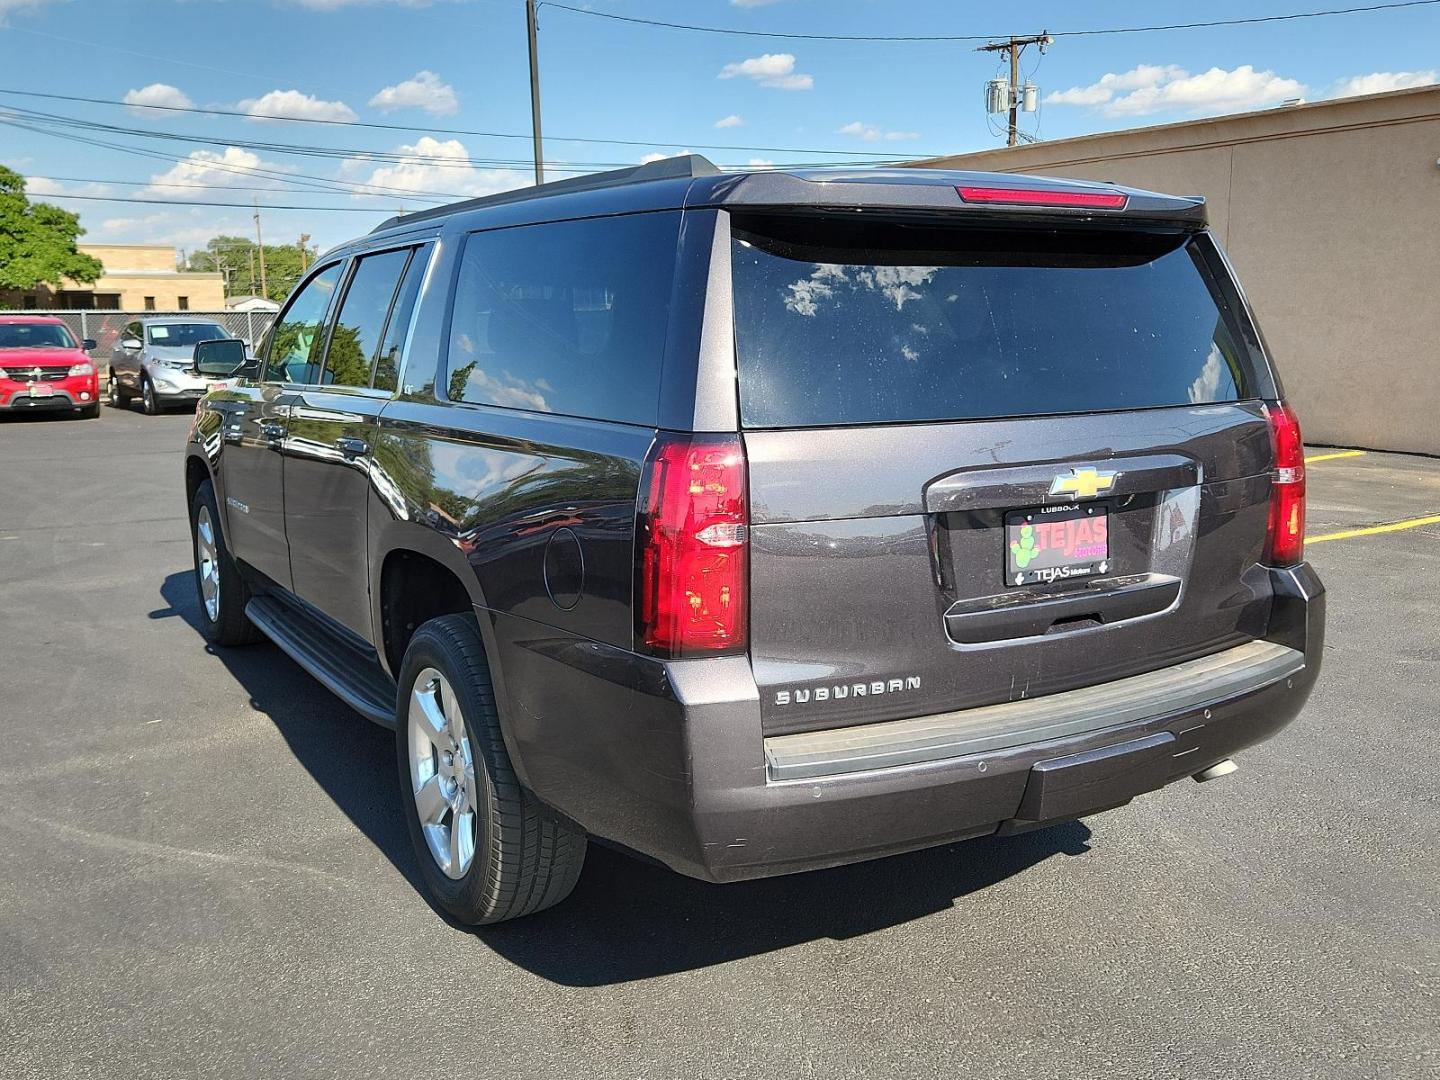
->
<box><xmin>731</xmin><ymin>219</ymin><xmax>1252</xmax><ymax>429</ymax></box>
<box><xmin>147</xmin><ymin>323</ymin><xmax>228</xmax><ymax>347</ymax></box>
<box><xmin>0</xmin><ymin>323</ymin><xmax>78</xmax><ymax>350</ymax></box>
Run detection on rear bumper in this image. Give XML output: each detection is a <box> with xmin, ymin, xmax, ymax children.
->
<box><xmin>492</xmin><ymin>563</ymin><xmax>1324</xmax><ymax>883</ymax></box>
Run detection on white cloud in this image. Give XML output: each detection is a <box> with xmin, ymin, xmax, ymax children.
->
<box><xmin>123</xmin><ymin>83</ymin><xmax>195</xmax><ymax>118</ymax></box>
<box><xmin>237</xmin><ymin>89</ymin><xmax>358</xmax><ymax>123</ymax></box>
<box><xmin>142</xmin><ymin>147</ymin><xmax>288</xmax><ymax>199</ymax></box>
<box><xmin>718</xmin><ymin>53</ymin><xmax>813</xmax><ymax>91</ymax></box>
<box><xmin>1330</xmin><ymin>70</ymin><xmax>1437</xmax><ymax>98</ymax></box>
<box><xmin>94</xmin><ymin>210</ymin><xmax>251</xmax><ymax>251</ymax></box>
<box><xmin>0</xmin><ymin>0</ymin><xmax>62</xmax><ymax>20</ymax></box>
<box><xmin>714</xmin><ymin>114</ymin><xmax>744</xmax><ymax>129</ymax></box>
<box><xmin>25</xmin><ymin>176</ymin><xmax>112</xmax><ymax>199</ymax></box>
<box><xmin>639</xmin><ymin>150</ymin><xmax>692</xmax><ymax>165</ymax></box>
<box><xmin>351</xmin><ymin>136</ymin><xmax>524</xmax><ymax>200</ymax></box>
<box><xmin>747</xmin><ymin>158</ymin><xmax>774</xmax><ymax>168</ymax></box>
<box><xmin>1047</xmin><ymin>64</ymin><xmax>1305</xmax><ymax>117</ymax></box>
<box><xmin>837</xmin><ymin>120</ymin><xmax>920</xmax><ymax>142</ymax></box>
<box><xmin>369</xmin><ymin>70</ymin><xmax>459</xmax><ymax>116</ymax></box>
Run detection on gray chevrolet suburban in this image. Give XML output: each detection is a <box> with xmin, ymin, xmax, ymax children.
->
<box><xmin>183</xmin><ymin>156</ymin><xmax>1324</xmax><ymax>924</ymax></box>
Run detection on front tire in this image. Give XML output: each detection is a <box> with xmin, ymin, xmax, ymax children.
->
<box><xmin>141</xmin><ymin>375</ymin><xmax>161</xmax><ymax>416</ymax></box>
<box><xmin>396</xmin><ymin>614</ymin><xmax>587</xmax><ymax>924</ymax></box>
<box><xmin>77</xmin><ymin>402</ymin><xmax>100</xmax><ymax>420</ymax></box>
<box><xmin>188</xmin><ymin>479</ymin><xmax>262</xmax><ymax>646</ymax></box>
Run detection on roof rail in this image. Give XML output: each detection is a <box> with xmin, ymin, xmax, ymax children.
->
<box><xmin>370</xmin><ymin>153</ymin><xmax>721</xmax><ymax>234</ymax></box>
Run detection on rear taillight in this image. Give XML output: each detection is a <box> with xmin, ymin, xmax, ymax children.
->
<box><xmin>636</xmin><ymin>434</ymin><xmax>748</xmax><ymax>657</ymax></box>
<box><xmin>955</xmin><ymin>185</ymin><xmax>1128</xmax><ymax>210</ymax></box>
<box><xmin>1264</xmin><ymin>402</ymin><xmax>1306</xmax><ymax>566</ymax></box>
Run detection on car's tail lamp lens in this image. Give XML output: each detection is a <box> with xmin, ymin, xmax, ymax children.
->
<box><xmin>637</xmin><ymin>434</ymin><xmax>748</xmax><ymax>657</ymax></box>
<box><xmin>1265</xmin><ymin>402</ymin><xmax>1306</xmax><ymax>566</ymax></box>
<box><xmin>956</xmin><ymin>185</ymin><xmax>1128</xmax><ymax>210</ymax></box>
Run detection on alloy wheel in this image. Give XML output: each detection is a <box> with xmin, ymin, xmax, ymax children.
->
<box><xmin>195</xmin><ymin>505</ymin><xmax>220</xmax><ymax>622</ymax></box>
<box><xmin>407</xmin><ymin>668</ymin><xmax>478</xmax><ymax>880</ymax></box>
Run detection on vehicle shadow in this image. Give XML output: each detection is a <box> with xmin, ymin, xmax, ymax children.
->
<box><xmin>157</xmin><ymin>570</ymin><xmax>1092</xmax><ymax>987</ymax></box>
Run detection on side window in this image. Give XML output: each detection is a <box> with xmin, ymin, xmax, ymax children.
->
<box><xmin>374</xmin><ymin>245</ymin><xmax>431</xmax><ymax>393</ymax></box>
<box><xmin>445</xmin><ymin>212</ymin><xmax>680</xmax><ymax>425</ymax></box>
<box><xmin>263</xmin><ymin>262</ymin><xmax>343</xmax><ymax>383</ymax></box>
<box><xmin>315</xmin><ymin>248</ymin><xmax>411</xmax><ymax>388</ymax></box>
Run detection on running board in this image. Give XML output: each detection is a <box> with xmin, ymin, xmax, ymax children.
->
<box><xmin>244</xmin><ymin>596</ymin><xmax>398</xmax><ymax>728</ymax></box>
<box><xmin>764</xmin><ymin>640</ymin><xmax>1305</xmax><ymax>782</ymax></box>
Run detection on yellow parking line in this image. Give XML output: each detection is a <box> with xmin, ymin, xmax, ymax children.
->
<box><xmin>1304</xmin><ymin>450</ymin><xmax>1366</xmax><ymax>464</ymax></box>
<box><xmin>1309</xmin><ymin>514</ymin><xmax>1440</xmax><ymax>544</ymax></box>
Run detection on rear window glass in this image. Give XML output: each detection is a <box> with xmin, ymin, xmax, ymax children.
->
<box><xmin>446</xmin><ymin>212</ymin><xmax>680</xmax><ymax>425</ymax></box>
<box><xmin>730</xmin><ymin>219</ymin><xmax>1251</xmax><ymax>429</ymax></box>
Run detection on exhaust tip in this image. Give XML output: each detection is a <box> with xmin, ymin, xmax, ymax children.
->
<box><xmin>1193</xmin><ymin>758</ymin><xmax>1239</xmax><ymax>783</ymax></box>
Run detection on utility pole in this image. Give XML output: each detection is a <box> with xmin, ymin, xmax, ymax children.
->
<box><xmin>253</xmin><ymin>201</ymin><xmax>269</xmax><ymax>301</ymax></box>
<box><xmin>526</xmin><ymin>0</ymin><xmax>544</xmax><ymax>185</ymax></box>
<box><xmin>297</xmin><ymin>233</ymin><xmax>311</xmax><ymax>273</ymax></box>
<box><xmin>978</xmin><ymin>33</ymin><xmax>1052</xmax><ymax>147</ymax></box>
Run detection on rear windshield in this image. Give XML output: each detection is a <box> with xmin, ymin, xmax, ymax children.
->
<box><xmin>730</xmin><ymin>219</ymin><xmax>1252</xmax><ymax>429</ymax></box>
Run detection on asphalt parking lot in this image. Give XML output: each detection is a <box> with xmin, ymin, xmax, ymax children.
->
<box><xmin>1</xmin><ymin>407</ymin><xmax>1436</xmax><ymax>1080</ymax></box>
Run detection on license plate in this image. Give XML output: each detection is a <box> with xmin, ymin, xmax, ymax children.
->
<box><xmin>1005</xmin><ymin>505</ymin><xmax>1109</xmax><ymax>587</ymax></box>
<box><xmin>206</xmin><ymin>380</ymin><xmax>233</xmax><ymax>392</ymax></box>
<box><xmin>29</xmin><ymin>384</ymin><xmax>53</xmax><ymax>398</ymax></box>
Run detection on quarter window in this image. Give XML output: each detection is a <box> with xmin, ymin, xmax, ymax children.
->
<box><xmin>263</xmin><ymin>263</ymin><xmax>343</xmax><ymax>383</ymax></box>
<box><xmin>315</xmin><ymin>248</ymin><xmax>412</xmax><ymax>388</ymax></box>
<box><xmin>374</xmin><ymin>246</ymin><xmax>430</xmax><ymax>393</ymax></box>
<box><xmin>445</xmin><ymin>212</ymin><xmax>680</xmax><ymax>425</ymax></box>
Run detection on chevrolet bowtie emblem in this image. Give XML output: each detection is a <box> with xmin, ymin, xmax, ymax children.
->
<box><xmin>1049</xmin><ymin>467</ymin><xmax>1118</xmax><ymax>500</ymax></box>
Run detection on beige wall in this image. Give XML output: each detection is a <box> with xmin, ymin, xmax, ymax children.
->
<box><xmin>907</xmin><ymin>86</ymin><xmax>1440</xmax><ymax>456</ymax></box>
<box><xmin>88</xmin><ymin>274</ymin><xmax>226</xmax><ymax>311</ymax></box>
<box><xmin>78</xmin><ymin>244</ymin><xmax>178</xmax><ymax>273</ymax></box>
<box><xmin>3</xmin><ymin>244</ymin><xmax>225</xmax><ymax>312</ymax></box>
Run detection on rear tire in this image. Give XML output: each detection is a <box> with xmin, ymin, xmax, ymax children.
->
<box><xmin>188</xmin><ymin>479</ymin><xmax>262</xmax><ymax>646</ymax></box>
<box><xmin>395</xmin><ymin>614</ymin><xmax>587</xmax><ymax>925</ymax></box>
<box><xmin>107</xmin><ymin>372</ymin><xmax>129</xmax><ymax>408</ymax></box>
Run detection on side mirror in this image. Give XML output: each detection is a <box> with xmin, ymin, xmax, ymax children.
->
<box><xmin>120</xmin><ymin>337</ymin><xmax>142</xmax><ymax>351</ymax></box>
<box><xmin>193</xmin><ymin>338</ymin><xmax>248</xmax><ymax>378</ymax></box>
<box><xmin>82</xmin><ymin>338</ymin><xmax>97</xmax><ymax>352</ymax></box>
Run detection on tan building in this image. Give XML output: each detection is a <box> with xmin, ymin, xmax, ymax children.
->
<box><xmin>906</xmin><ymin>85</ymin><xmax>1440</xmax><ymax>456</ymax></box>
<box><xmin>5</xmin><ymin>243</ymin><xmax>225</xmax><ymax>313</ymax></box>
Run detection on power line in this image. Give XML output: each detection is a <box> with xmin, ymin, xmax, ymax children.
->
<box><xmin>0</xmin><ymin>87</ymin><xmax>934</xmax><ymax>159</ymax></box>
<box><xmin>21</xmin><ymin>173</ymin><xmax>451</xmax><ymax>200</ymax></box>
<box><xmin>540</xmin><ymin>0</ymin><xmax>1440</xmax><ymax>41</ymax></box>
<box><xmin>0</xmin><ymin>113</ymin><xmax>469</xmax><ymax>200</ymax></box>
<box><xmin>29</xmin><ymin>192</ymin><xmax>407</xmax><ymax>213</ymax></box>
<box><xmin>0</xmin><ymin>105</ymin><xmax>909</xmax><ymax>178</ymax></box>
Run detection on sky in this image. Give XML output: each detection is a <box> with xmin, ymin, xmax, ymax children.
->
<box><xmin>0</xmin><ymin>0</ymin><xmax>1436</xmax><ymax>259</ymax></box>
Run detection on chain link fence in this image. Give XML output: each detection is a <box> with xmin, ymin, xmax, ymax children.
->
<box><xmin>5</xmin><ymin>311</ymin><xmax>278</xmax><ymax>359</ymax></box>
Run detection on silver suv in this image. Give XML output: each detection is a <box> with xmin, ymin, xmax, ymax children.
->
<box><xmin>108</xmin><ymin>317</ymin><xmax>236</xmax><ymax>415</ymax></box>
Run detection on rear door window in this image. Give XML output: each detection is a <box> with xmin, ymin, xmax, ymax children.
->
<box><xmin>445</xmin><ymin>212</ymin><xmax>680</xmax><ymax>425</ymax></box>
<box><xmin>730</xmin><ymin>219</ymin><xmax>1251</xmax><ymax>429</ymax></box>
<box><xmin>316</xmin><ymin>247</ymin><xmax>412</xmax><ymax>388</ymax></box>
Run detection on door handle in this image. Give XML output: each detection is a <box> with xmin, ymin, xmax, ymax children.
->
<box><xmin>259</xmin><ymin>422</ymin><xmax>285</xmax><ymax>443</ymax></box>
<box><xmin>336</xmin><ymin>437</ymin><xmax>370</xmax><ymax>458</ymax></box>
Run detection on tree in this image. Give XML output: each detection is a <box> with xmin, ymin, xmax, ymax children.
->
<box><xmin>187</xmin><ymin>235</ymin><xmax>316</xmax><ymax>303</ymax></box>
<box><xmin>0</xmin><ymin>167</ymin><xmax>104</xmax><ymax>294</ymax></box>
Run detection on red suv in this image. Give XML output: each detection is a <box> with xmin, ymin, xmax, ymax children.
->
<box><xmin>0</xmin><ymin>316</ymin><xmax>101</xmax><ymax>419</ymax></box>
